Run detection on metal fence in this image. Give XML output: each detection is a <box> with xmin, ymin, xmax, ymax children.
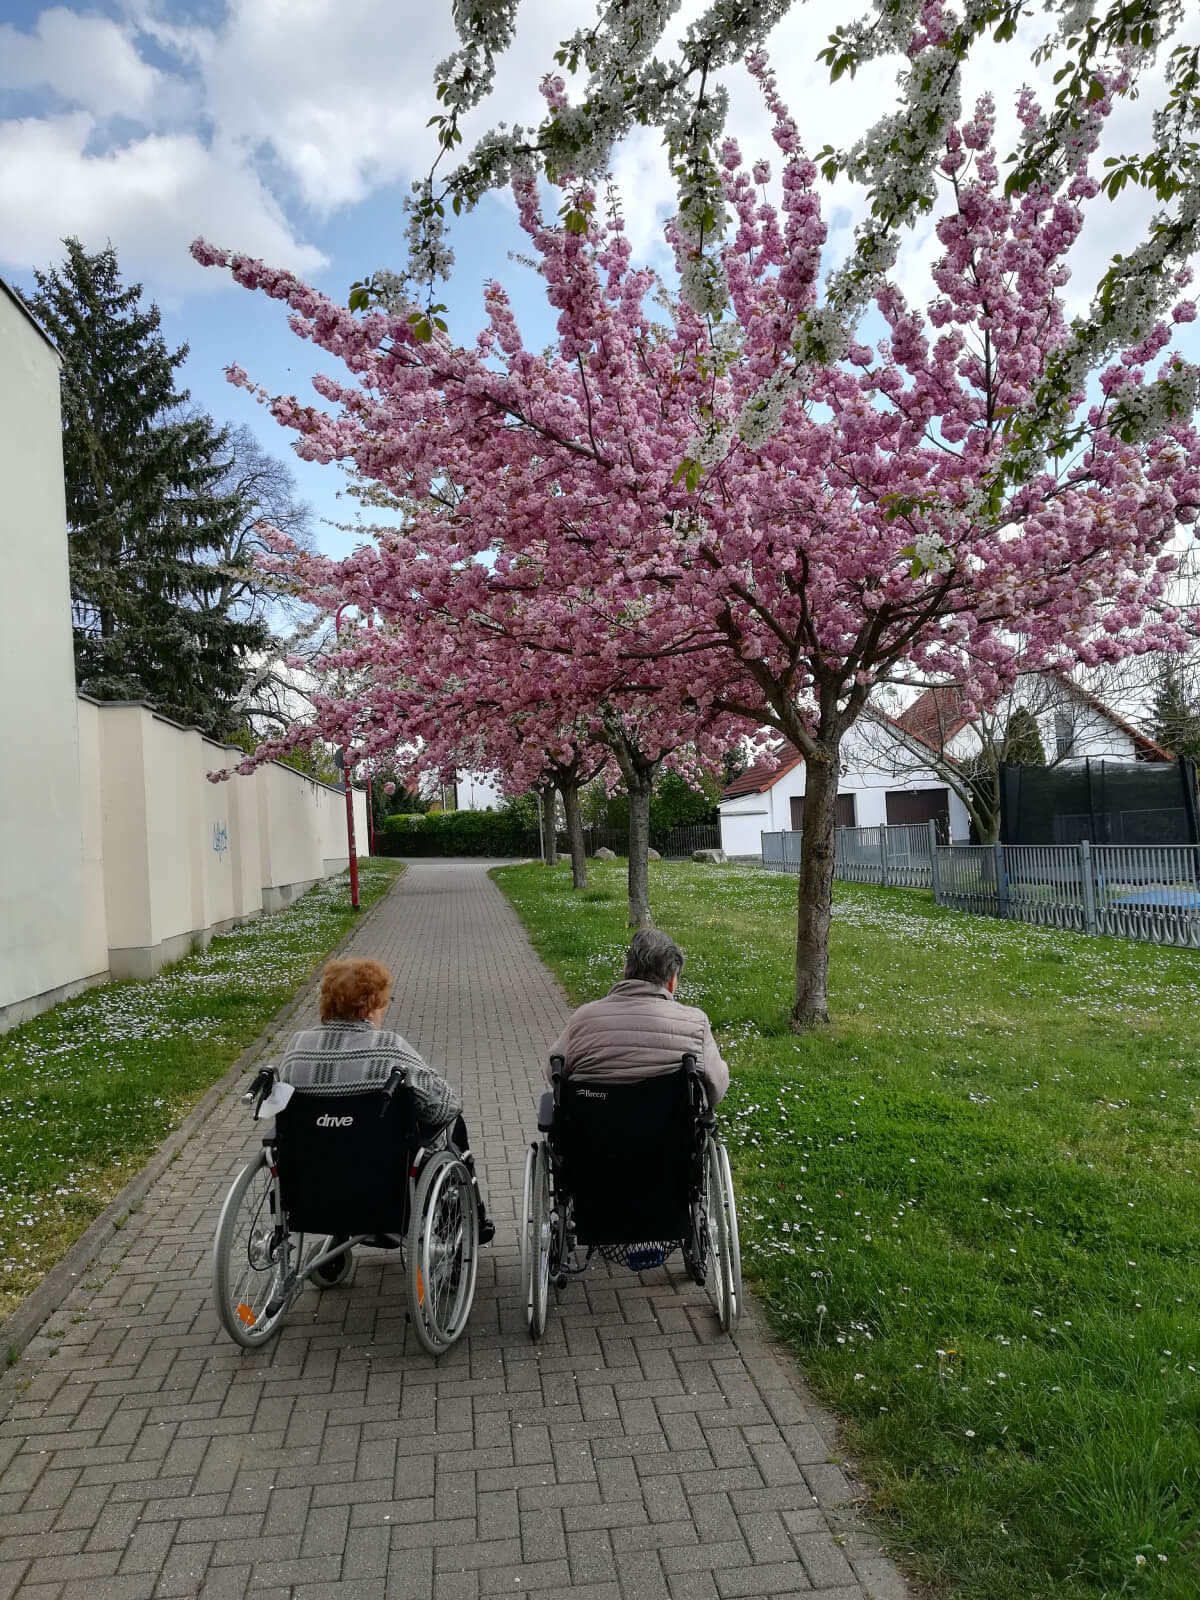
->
<box><xmin>761</xmin><ymin>823</ymin><xmax>939</xmax><ymax>889</ymax></box>
<box><xmin>761</xmin><ymin>823</ymin><xmax>1200</xmax><ymax>950</ymax></box>
<box><xmin>933</xmin><ymin>839</ymin><xmax>1200</xmax><ymax>948</ymax></box>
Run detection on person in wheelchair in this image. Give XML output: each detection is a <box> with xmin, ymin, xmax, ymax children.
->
<box><xmin>279</xmin><ymin>957</ymin><xmax>494</xmax><ymax>1244</ymax></box>
<box><xmin>545</xmin><ymin>929</ymin><xmax>728</xmax><ymax>1113</ymax></box>
<box><xmin>523</xmin><ymin>930</ymin><xmax>741</xmax><ymax>1337</ymax></box>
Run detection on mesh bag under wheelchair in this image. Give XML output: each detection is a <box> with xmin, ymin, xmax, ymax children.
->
<box><xmin>554</xmin><ymin>1070</ymin><xmax>700</xmax><ymax>1267</ymax></box>
<box><xmin>272</xmin><ymin>1086</ymin><xmax>421</xmax><ymax>1237</ymax></box>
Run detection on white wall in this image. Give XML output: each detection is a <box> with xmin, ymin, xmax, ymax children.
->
<box><xmin>0</xmin><ymin>274</ymin><xmax>375</xmax><ymax>1024</ymax></box>
<box><xmin>0</xmin><ymin>284</ymin><xmax>100</xmax><ymax>1018</ymax></box>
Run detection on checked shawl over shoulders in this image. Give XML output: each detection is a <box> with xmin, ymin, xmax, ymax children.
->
<box><xmin>277</xmin><ymin>1020</ymin><xmax>461</xmax><ymax>1135</ymax></box>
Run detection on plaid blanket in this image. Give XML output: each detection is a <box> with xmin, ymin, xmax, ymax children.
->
<box><xmin>277</xmin><ymin>1020</ymin><xmax>461</xmax><ymax>1136</ymax></box>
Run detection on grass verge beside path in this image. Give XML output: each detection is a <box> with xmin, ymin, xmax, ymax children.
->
<box><xmin>0</xmin><ymin>858</ymin><xmax>403</xmax><ymax>1322</ymax></box>
<box><xmin>493</xmin><ymin>859</ymin><xmax>1200</xmax><ymax>1600</ymax></box>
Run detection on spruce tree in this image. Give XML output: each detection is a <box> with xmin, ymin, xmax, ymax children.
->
<box><xmin>27</xmin><ymin>239</ymin><xmax>267</xmax><ymax>735</ymax></box>
<box><xmin>1151</xmin><ymin>661</ymin><xmax>1200</xmax><ymax>761</ymax></box>
<box><xmin>1002</xmin><ymin>705</ymin><xmax>1048</xmax><ymax>767</ymax></box>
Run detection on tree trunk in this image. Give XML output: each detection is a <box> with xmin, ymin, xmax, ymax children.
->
<box><xmin>627</xmin><ymin>776</ymin><xmax>654</xmax><ymax>928</ymax></box>
<box><xmin>539</xmin><ymin>785</ymin><xmax>558</xmax><ymax>866</ymax></box>
<box><xmin>793</xmin><ymin>744</ymin><xmax>840</xmax><ymax>1028</ymax></box>
<box><xmin>561</xmin><ymin>780</ymin><xmax>587</xmax><ymax>888</ymax></box>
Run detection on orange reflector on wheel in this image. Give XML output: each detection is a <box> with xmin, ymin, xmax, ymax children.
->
<box><xmin>416</xmin><ymin>1266</ymin><xmax>425</xmax><ymax>1306</ymax></box>
<box><xmin>236</xmin><ymin>1303</ymin><xmax>257</xmax><ymax>1326</ymax></box>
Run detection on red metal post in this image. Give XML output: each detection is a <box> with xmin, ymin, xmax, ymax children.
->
<box><xmin>344</xmin><ymin>761</ymin><xmax>360</xmax><ymax>909</ymax></box>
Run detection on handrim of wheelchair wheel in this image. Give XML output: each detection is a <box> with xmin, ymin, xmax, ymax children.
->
<box><xmin>212</xmin><ymin>1151</ymin><xmax>296</xmax><ymax>1348</ymax></box>
<box><xmin>526</xmin><ymin>1141</ymin><xmax>552</xmax><ymax>1340</ymax></box>
<box><xmin>705</xmin><ymin>1136</ymin><xmax>740</xmax><ymax>1333</ymax></box>
<box><xmin>406</xmin><ymin>1150</ymin><xmax>479</xmax><ymax>1356</ymax></box>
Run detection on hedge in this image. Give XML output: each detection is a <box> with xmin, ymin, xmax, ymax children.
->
<box><xmin>374</xmin><ymin>810</ymin><xmax>541</xmax><ymax>857</ymax></box>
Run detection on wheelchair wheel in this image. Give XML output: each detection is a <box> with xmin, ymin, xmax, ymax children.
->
<box><xmin>525</xmin><ymin>1142</ymin><xmax>552</xmax><ymax>1340</ymax></box>
<box><xmin>715</xmin><ymin>1140</ymin><xmax>743</xmax><ymax>1327</ymax></box>
<box><xmin>704</xmin><ymin>1136</ymin><xmax>735</xmax><ymax>1333</ymax></box>
<box><xmin>213</xmin><ymin>1151</ymin><xmax>296</xmax><ymax>1348</ymax></box>
<box><xmin>407</xmin><ymin>1150</ymin><xmax>479</xmax><ymax>1356</ymax></box>
<box><xmin>519</xmin><ymin>1144</ymin><xmax>536</xmax><ymax>1329</ymax></box>
<box><xmin>310</xmin><ymin>1238</ymin><xmax>353</xmax><ymax>1289</ymax></box>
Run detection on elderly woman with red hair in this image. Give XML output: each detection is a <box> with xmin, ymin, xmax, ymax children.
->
<box><xmin>277</xmin><ymin>957</ymin><xmax>494</xmax><ymax>1242</ymax></box>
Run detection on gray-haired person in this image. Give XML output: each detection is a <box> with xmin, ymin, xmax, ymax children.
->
<box><xmin>546</xmin><ymin>929</ymin><xmax>729</xmax><ymax>1109</ymax></box>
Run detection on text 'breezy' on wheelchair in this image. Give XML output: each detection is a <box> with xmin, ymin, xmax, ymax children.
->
<box><xmin>212</xmin><ymin>1066</ymin><xmax>481</xmax><ymax>1356</ymax></box>
<box><xmin>520</xmin><ymin>1053</ymin><xmax>742</xmax><ymax>1339</ymax></box>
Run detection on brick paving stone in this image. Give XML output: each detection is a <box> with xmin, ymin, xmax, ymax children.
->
<box><xmin>0</xmin><ymin>863</ymin><xmax>911</xmax><ymax>1600</ymax></box>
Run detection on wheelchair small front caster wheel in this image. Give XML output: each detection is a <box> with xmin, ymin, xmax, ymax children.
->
<box><xmin>555</xmin><ymin>1273</ymin><xmax>568</xmax><ymax>1290</ymax></box>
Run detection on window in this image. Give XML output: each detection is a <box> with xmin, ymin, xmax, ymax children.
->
<box><xmin>1054</xmin><ymin>712</ymin><xmax>1075</xmax><ymax>760</ymax></box>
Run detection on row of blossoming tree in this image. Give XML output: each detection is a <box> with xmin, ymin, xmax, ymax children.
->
<box><xmin>196</xmin><ymin>49</ymin><xmax>1199</xmax><ymax>1025</ymax></box>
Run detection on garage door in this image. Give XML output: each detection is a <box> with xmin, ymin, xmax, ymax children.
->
<box><xmin>790</xmin><ymin>794</ymin><xmax>858</xmax><ymax>829</ymax></box>
<box><xmin>885</xmin><ymin>787</ymin><xmax>949</xmax><ymax>836</ymax></box>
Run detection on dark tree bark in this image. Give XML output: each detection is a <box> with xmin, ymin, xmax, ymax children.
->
<box><xmin>625</xmin><ymin>774</ymin><xmax>654</xmax><ymax>929</ymax></box>
<box><xmin>791</xmin><ymin>743</ymin><xmax>841</xmax><ymax>1028</ymax></box>
<box><xmin>560</xmin><ymin>779</ymin><xmax>587</xmax><ymax>888</ymax></box>
<box><xmin>538</xmin><ymin>783</ymin><xmax>558</xmax><ymax>866</ymax></box>
<box><xmin>601</xmin><ymin>714</ymin><xmax>662</xmax><ymax>929</ymax></box>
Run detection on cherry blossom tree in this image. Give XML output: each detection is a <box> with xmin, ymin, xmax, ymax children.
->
<box><xmin>194</xmin><ymin>58</ymin><xmax>1200</xmax><ymax>1024</ymax></box>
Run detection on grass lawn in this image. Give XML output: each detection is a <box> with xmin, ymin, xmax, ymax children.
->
<box><xmin>493</xmin><ymin>858</ymin><xmax>1200</xmax><ymax>1600</ymax></box>
<box><xmin>0</xmin><ymin>858</ymin><xmax>403</xmax><ymax>1325</ymax></box>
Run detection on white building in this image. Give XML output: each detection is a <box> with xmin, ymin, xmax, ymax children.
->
<box><xmin>719</xmin><ymin>722</ymin><xmax>973</xmax><ymax>858</ymax></box>
<box><xmin>454</xmin><ymin>771</ymin><xmax>505</xmax><ymax>811</ymax></box>
<box><xmin>718</xmin><ymin>676</ymin><xmax>1169</xmax><ymax>859</ymax></box>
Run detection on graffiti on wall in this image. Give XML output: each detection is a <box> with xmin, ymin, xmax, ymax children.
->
<box><xmin>212</xmin><ymin>821</ymin><xmax>229</xmax><ymax>859</ymax></box>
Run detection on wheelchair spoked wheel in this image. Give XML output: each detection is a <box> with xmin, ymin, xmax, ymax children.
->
<box><xmin>406</xmin><ymin>1150</ymin><xmax>479</xmax><ymax>1356</ymax></box>
<box><xmin>525</xmin><ymin>1141</ymin><xmax>553</xmax><ymax>1340</ymax></box>
<box><xmin>704</xmin><ymin>1136</ymin><xmax>736</xmax><ymax>1333</ymax></box>
<box><xmin>716</xmin><ymin>1140</ymin><xmax>743</xmax><ymax>1327</ymax></box>
<box><xmin>213</xmin><ymin>1151</ymin><xmax>297</xmax><ymax>1348</ymax></box>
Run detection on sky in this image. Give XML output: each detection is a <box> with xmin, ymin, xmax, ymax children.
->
<box><xmin>2</xmin><ymin>0</ymin><xmax>1198</xmax><ymax>563</ymax></box>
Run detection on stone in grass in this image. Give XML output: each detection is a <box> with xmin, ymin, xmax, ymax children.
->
<box><xmin>594</xmin><ymin>847</ymin><xmax>617</xmax><ymax>859</ymax></box>
<box><xmin>647</xmin><ymin>848</ymin><xmax>661</xmax><ymax>861</ymax></box>
<box><xmin>692</xmin><ymin>848</ymin><xmax>727</xmax><ymax>864</ymax></box>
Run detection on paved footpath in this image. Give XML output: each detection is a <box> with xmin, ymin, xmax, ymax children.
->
<box><xmin>0</xmin><ymin>863</ymin><xmax>911</xmax><ymax>1600</ymax></box>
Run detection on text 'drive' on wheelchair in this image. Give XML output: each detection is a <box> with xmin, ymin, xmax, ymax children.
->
<box><xmin>520</xmin><ymin>1054</ymin><xmax>743</xmax><ymax>1338</ymax></box>
<box><xmin>213</xmin><ymin>1066</ymin><xmax>481</xmax><ymax>1357</ymax></box>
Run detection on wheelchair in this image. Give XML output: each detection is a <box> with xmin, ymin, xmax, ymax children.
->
<box><xmin>520</xmin><ymin>1053</ymin><xmax>742</xmax><ymax>1338</ymax></box>
<box><xmin>213</xmin><ymin>1065</ymin><xmax>481</xmax><ymax>1356</ymax></box>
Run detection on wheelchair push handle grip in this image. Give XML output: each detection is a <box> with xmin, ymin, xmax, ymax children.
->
<box><xmin>242</xmin><ymin>1066</ymin><xmax>276</xmax><ymax>1109</ymax></box>
<box><xmin>378</xmin><ymin>1066</ymin><xmax>406</xmax><ymax>1118</ymax></box>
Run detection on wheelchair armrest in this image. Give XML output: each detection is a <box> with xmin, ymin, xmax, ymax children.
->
<box><xmin>537</xmin><ymin>1091</ymin><xmax>555</xmax><ymax>1133</ymax></box>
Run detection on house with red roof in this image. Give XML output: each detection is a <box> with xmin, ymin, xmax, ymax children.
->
<box><xmin>718</xmin><ymin>674</ymin><xmax>1169</xmax><ymax>858</ymax></box>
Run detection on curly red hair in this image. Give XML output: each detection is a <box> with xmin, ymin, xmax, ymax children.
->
<box><xmin>319</xmin><ymin>958</ymin><xmax>392</xmax><ymax>1022</ymax></box>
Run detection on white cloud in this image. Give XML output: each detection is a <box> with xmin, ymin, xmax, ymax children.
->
<box><xmin>0</xmin><ymin>114</ymin><xmax>327</xmax><ymax>287</ymax></box>
<box><xmin>0</xmin><ymin>7</ymin><xmax>164</xmax><ymax>118</ymax></box>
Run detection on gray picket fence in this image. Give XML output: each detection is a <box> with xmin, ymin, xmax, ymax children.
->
<box><xmin>761</xmin><ymin>824</ymin><xmax>1200</xmax><ymax>949</ymax></box>
<box><xmin>761</xmin><ymin>822</ymin><xmax>938</xmax><ymax>889</ymax></box>
<box><xmin>934</xmin><ymin>840</ymin><xmax>1200</xmax><ymax>949</ymax></box>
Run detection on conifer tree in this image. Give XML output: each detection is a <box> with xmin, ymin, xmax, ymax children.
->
<box><xmin>1151</xmin><ymin>662</ymin><xmax>1200</xmax><ymax>762</ymax></box>
<box><xmin>27</xmin><ymin>239</ymin><xmax>267</xmax><ymax>735</ymax></box>
<box><xmin>1002</xmin><ymin>706</ymin><xmax>1048</xmax><ymax>768</ymax></box>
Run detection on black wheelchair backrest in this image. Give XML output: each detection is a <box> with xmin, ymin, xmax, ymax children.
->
<box><xmin>554</xmin><ymin>1063</ymin><xmax>705</xmax><ymax>1249</ymax></box>
<box><xmin>272</xmin><ymin>1083</ymin><xmax>422</xmax><ymax>1237</ymax></box>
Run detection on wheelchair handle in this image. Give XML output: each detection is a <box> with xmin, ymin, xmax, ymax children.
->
<box><xmin>242</xmin><ymin>1066</ymin><xmax>276</xmax><ymax>1112</ymax></box>
<box><xmin>378</xmin><ymin>1066</ymin><xmax>406</xmax><ymax>1118</ymax></box>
